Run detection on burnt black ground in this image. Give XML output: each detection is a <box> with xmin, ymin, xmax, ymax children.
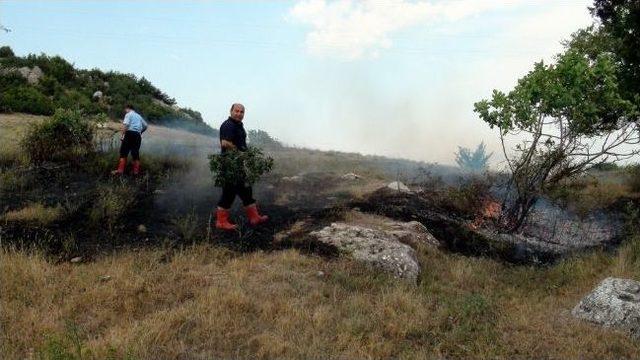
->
<box><xmin>0</xmin><ymin>157</ymin><xmax>352</xmax><ymax>260</ymax></box>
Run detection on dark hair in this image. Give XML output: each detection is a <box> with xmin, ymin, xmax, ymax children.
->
<box><xmin>230</xmin><ymin>103</ymin><xmax>244</xmax><ymax>112</ymax></box>
<box><xmin>125</xmin><ymin>104</ymin><xmax>135</xmax><ymax>110</ymax></box>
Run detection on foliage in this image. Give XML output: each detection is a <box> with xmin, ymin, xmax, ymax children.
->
<box><xmin>21</xmin><ymin>109</ymin><xmax>97</xmax><ymax>163</ymax></box>
<box><xmin>626</xmin><ymin>164</ymin><xmax>640</xmax><ymax>193</ymax></box>
<box><xmin>443</xmin><ymin>175</ymin><xmax>496</xmax><ymax>218</ymax></box>
<box><xmin>591</xmin><ymin>0</ymin><xmax>640</xmax><ymax>97</ymax></box>
<box><xmin>0</xmin><ymin>45</ymin><xmax>15</xmax><ymax>58</ymax></box>
<box><xmin>0</xmin><ymin>85</ymin><xmax>54</xmax><ymax>115</ymax></box>
<box><xmin>455</xmin><ymin>142</ymin><xmax>492</xmax><ymax>171</ymax></box>
<box><xmin>89</xmin><ymin>182</ymin><xmax>137</xmax><ymax>235</ymax></box>
<box><xmin>248</xmin><ymin>129</ymin><xmax>283</xmax><ymax>150</ymax></box>
<box><xmin>591</xmin><ymin>162</ymin><xmax>620</xmax><ymax>171</ymax></box>
<box><xmin>0</xmin><ymin>48</ymin><xmax>214</xmax><ymax>135</ymax></box>
<box><xmin>208</xmin><ymin>147</ymin><xmax>274</xmax><ymax>187</ymax></box>
<box><xmin>474</xmin><ymin>40</ymin><xmax>639</xmax><ymax>231</ymax></box>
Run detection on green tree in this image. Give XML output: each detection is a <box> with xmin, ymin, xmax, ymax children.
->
<box><xmin>0</xmin><ymin>86</ymin><xmax>54</xmax><ymax>115</ymax></box>
<box><xmin>474</xmin><ymin>46</ymin><xmax>639</xmax><ymax>231</ymax></box>
<box><xmin>591</xmin><ymin>0</ymin><xmax>640</xmax><ymax>96</ymax></box>
<box><xmin>248</xmin><ymin>129</ymin><xmax>283</xmax><ymax>150</ymax></box>
<box><xmin>455</xmin><ymin>142</ymin><xmax>492</xmax><ymax>172</ymax></box>
<box><xmin>0</xmin><ymin>45</ymin><xmax>14</xmax><ymax>58</ymax></box>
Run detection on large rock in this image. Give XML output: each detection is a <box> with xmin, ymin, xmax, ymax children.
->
<box><xmin>387</xmin><ymin>181</ymin><xmax>411</xmax><ymax>193</ymax></box>
<box><xmin>309</xmin><ymin>220</ymin><xmax>437</xmax><ymax>283</ymax></box>
<box><xmin>17</xmin><ymin>66</ymin><xmax>43</xmax><ymax>84</ymax></box>
<box><xmin>572</xmin><ymin>277</ymin><xmax>640</xmax><ymax>338</ymax></box>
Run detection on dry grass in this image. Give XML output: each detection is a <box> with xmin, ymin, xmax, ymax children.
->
<box><xmin>2</xmin><ymin>238</ymin><xmax>640</xmax><ymax>359</ymax></box>
<box><xmin>2</xmin><ymin>203</ymin><xmax>63</xmax><ymax>225</ymax></box>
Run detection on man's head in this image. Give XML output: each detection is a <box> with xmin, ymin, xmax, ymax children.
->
<box><xmin>229</xmin><ymin>103</ymin><xmax>245</xmax><ymax>121</ymax></box>
<box><xmin>124</xmin><ymin>104</ymin><xmax>135</xmax><ymax>113</ymax></box>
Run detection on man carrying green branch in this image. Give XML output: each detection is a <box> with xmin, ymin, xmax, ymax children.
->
<box><xmin>214</xmin><ymin>103</ymin><xmax>268</xmax><ymax>231</ymax></box>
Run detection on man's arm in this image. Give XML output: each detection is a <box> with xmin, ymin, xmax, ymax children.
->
<box><xmin>220</xmin><ymin>139</ymin><xmax>236</xmax><ymax>150</ymax></box>
<box><xmin>121</xmin><ymin>113</ymin><xmax>130</xmax><ymax>140</ymax></box>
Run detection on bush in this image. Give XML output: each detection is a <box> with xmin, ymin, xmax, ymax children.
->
<box><xmin>2</xmin><ymin>203</ymin><xmax>63</xmax><ymax>225</ymax></box>
<box><xmin>209</xmin><ymin>147</ymin><xmax>274</xmax><ymax>187</ymax></box>
<box><xmin>592</xmin><ymin>162</ymin><xmax>620</xmax><ymax>171</ymax></box>
<box><xmin>248</xmin><ymin>129</ymin><xmax>283</xmax><ymax>150</ymax></box>
<box><xmin>0</xmin><ymin>46</ymin><xmax>15</xmax><ymax>58</ymax></box>
<box><xmin>444</xmin><ymin>175</ymin><xmax>496</xmax><ymax>218</ymax></box>
<box><xmin>0</xmin><ymin>86</ymin><xmax>54</xmax><ymax>115</ymax></box>
<box><xmin>90</xmin><ymin>182</ymin><xmax>137</xmax><ymax>234</ymax></box>
<box><xmin>455</xmin><ymin>142</ymin><xmax>492</xmax><ymax>172</ymax></box>
<box><xmin>626</xmin><ymin>164</ymin><xmax>640</xmax><ymax>193</ymax></box>
<box><xmin>21</xmin><ymin>109</ymin><xmax>96</xmax><ymax>163</ymax></box>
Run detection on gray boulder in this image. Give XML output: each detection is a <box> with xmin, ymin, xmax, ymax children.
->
<box><xmin>309</xmin><ymin>220</ymin><xmax>436</xmax><ymax>283</ymax></box>
<box><xmin>17</xmin><ymin>66</ymin><xmax>43</xmax><ymax>84</ymax></box>
<box><xmin>387</xmin><ymin>181</ymin><xmax>411</xmax><ymax>193</ymax></box>
<box><xmin>572</xmin><ymin>277</ymin><xmax>640</xmax><ymax>338</ymax></box>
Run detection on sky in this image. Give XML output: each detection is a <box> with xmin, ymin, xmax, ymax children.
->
<box><xmin>0</xmin><ymin>0</ymin><xmax>595</xmax><ymax>165</ymax></box>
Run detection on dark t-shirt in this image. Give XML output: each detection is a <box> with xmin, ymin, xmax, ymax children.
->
<box><xmin>219</xmin><ymin>117</ymin><xmax>247</xmax><ymax>153</ymax></box>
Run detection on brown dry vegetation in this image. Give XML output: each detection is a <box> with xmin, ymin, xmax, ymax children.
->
<box><xmin>2</xmin><ymin>203</ymin><xmax>63</xmax><ymax>225</ymax></box>
<box><xmin>3</xmin><ymin>113</ymin><xmax>640</xmax><ymax>359</ymax></box>
<box><xmin>3</xmin><ymin>236</ymin><xmax>640</xmax><ymax>359</ymax></box>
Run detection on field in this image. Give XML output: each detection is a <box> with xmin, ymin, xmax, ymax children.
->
<box><xmin>2</xmin><ymin>113</ymin><xmax>640</xmax><ymax>359</ymax></box>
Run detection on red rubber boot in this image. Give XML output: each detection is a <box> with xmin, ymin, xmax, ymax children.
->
<box><xmin>215</xmin><ymin>208</ymin><xmax>237</xmax><ymax>231</ymax></box>
<box><xmin>112</xmin><ymin>158</ymin><xmax>127</xmax><ymax>175</ymax></box>
<box><xmin>132</xmin><ymin>160</ymin><xmax>141</xmax><ymax>175</ymax></box>
<box><xmin>245</xmin><ymin>204</ymin><xmax>268</xmax><ymax>226</ymax></box>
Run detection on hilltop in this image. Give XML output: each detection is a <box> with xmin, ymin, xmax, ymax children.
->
<box><xmin>0</xmin><ymin>46</ymin><xmax>214</xmax><ymax>135</ymax></box>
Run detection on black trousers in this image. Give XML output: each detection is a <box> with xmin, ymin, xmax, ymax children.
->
<box><xmin>119</xmin><ymin>131</ymin><xmax>141</xmax><ymax>160</ymax></box>
<box><xmin>218</xmin><ymin>183</ymin><xmax>255</xmax><ymax>209</ymax></box>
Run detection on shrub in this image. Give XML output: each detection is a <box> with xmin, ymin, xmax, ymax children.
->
<box><xmin>90</xmin><ymin>182</ymin><xmax>137</xmax><ymax>234</ymax></box>
<box><xmin>444</xmin><ymin>175</ymin><xmax>496</xmax><ymax>218</ymax></box>
<box><xmin>0</xmin><ymin>45</ymin><xmax>15</xmax><ymax>58</ymax></box>
<box><xmin>626</xmin><ymin>164</ymin><xmax>640</xmax><ymax>193</ymax></box>
<box><xmin>208</xmin><ymin>147</ymin><xmax>274</xmax><ymax>187</ymax></box>
<box><xmin>592</xmin><ymin>162</ymin><xmax>620</xmax><ymax>171</ymax></box>
<box><xmin>2</xmin><ymin>203</ymin><xmax>63</xmax><ymax>225</ymax></box>
<box><xmin>248</xmin><ymin>129</ymin><xmax>283</xmax><ymax>150</ymax></box>
<box><xmin>454</xmin><ymin>142</ymin><xmax>492</xmax><ymax>172</ymax></box>
<box><xmin>21</xmin><ymin>109</ymin><xmax>96</xmax><ymax>163</ymax></box>
<box><xmin>0</xmin><ymin>85</ymin><xmax>54</xmax><ymax>115</ymax></box>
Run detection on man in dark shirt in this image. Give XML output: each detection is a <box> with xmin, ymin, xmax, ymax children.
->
<box><xmin>215</xmin><ymin>103</ymin><xmax>268</xmax><ymax>231</ymax></box>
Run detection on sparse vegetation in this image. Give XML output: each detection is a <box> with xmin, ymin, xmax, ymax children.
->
<box><xmin>209</xmin><ymin>147</ymin><xmax>274</xmax><ymax>187</ymax></box>
<box><xmin>454</xmin><ymin>142</ymin><xmax>492</xmax><ymax>172</ymax></box>
<box><xmin>2</xmin><ymin>203</ymin><xmax>63</xmax><ymax>225</ymax></box>
<box><xmin>21</xmin><ymin>109</ymin><xmax>98</xmax><ymax>163</ymax></box>
<box><xmin>0</xmin><ymin>48</ymin><xmax>215</xmax><ymax>135</ymax></box>
<box><xmin>89</xmin><ymin>182</ymin><xmax>138</xmax><ymax>235</ymax></box>
<box><xmin>2</xmin><ymin>238</ymin><xmax>640</xmax><ymax>358</ymax></box>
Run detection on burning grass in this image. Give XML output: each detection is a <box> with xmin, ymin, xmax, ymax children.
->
<box><xmin>3</xmin><ymin>237</ymin><xmax>640</xmax><ymax>358</ymax></box>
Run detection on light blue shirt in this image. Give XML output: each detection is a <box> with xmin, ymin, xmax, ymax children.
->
<box><xmin>123</xmin><ymin>110</ymin><xmax>148</xmax><ymax>133</ymax></box>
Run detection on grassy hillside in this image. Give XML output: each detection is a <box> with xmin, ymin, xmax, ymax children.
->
<box><xmin>2</xmin><ymin>113</ymin><xmax>640</xmax><ymax>358</ymax></box>
<box><xmin>0</xmin><ymin>46</ymin><xmax>214</xmax><ymax>136</ymax></box>
<box><xmin>3</xmin><ymin>223</ymin><xmax>640</xmax><ymax>358</ymax></box>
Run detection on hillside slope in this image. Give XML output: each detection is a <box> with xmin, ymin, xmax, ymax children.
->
<box><xmin>0</xmin><ymin>46</ymin><xmax>214</xmax><ymax>136</ymax></box>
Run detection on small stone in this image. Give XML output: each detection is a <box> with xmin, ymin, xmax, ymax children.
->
<box><xmin>316</xmin><ymin>271</ymin><xmax>325</xmax><ymax>277</ymax></box>
<box><xmin>137</xmin><ymin>224</ymin><xmax>147</xmax><ymax>233</ymax></box>
<box><xmin>70</xmin><ymin>256</ymin><xmax>82</xmax><ymax>263</ymax></box>
<box><xmin>99</xmin><ymin>275</ymin><xmax>111</xmax><ymax>282</ymax></box>
<box><xmin>341</xmin><ymin>173</ymin><xmax>361</xmax><ymax>180</ymax></box>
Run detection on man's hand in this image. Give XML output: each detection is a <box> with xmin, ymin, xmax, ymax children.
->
<box><xmin>120</xmin><ymin>133</ymin><xmax>125</xmax><ymax>141</ymax></box>
<box><xmin>220</xmin><ymin>139</ymin><xmax>236</xmax><ymax>150</ymax></box>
